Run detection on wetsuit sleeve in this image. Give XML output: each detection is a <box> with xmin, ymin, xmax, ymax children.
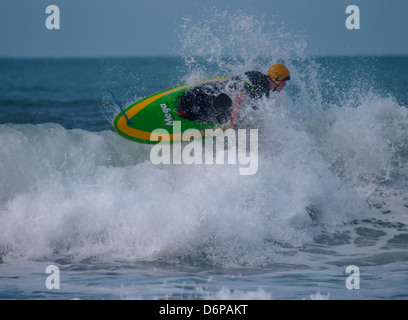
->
<box><xmin>244</xmin><ymin>71</ymin><xmax>271</xmax><ymax>99</ymax></box>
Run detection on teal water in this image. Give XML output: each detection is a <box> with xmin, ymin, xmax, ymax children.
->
<box><xmin>2</xmin><ymin>40</ymin><xmax>408</xmax><ymax>303</ymax></box>
<box><xmin>1</xmin><ymin>56</ymin><xmax>407</xmax><ymax>128</ymax></box>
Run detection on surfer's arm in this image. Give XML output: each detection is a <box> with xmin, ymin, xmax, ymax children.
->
<box><xmin>230</xmin><ymin>90</ymin><xmax>245</xmax><ymax>125</ymax></box>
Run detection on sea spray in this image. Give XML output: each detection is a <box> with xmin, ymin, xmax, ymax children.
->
<box><xmin>1</xmin><ymin>12</ymin><xmax>408</xmax><ymax>270</ymax></box>
<box><xmin>149</xmin><ymin>121</ymin><xmax>259</xmax><ymax>176</ymax></box>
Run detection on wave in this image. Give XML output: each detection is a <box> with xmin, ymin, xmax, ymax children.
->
<box><xmin>1</xmin><ymin>11</ymin><xmax>408</xmax><ymax>268</ymax></box>
<box><xmin>1</xmin><ymin>91</ymin><xmax>407</xmax><ymax>267</ymax></box>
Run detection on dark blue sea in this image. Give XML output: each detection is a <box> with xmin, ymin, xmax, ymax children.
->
<box><xmin>1</xmin><ymin>15</ymin><xmax>408</xmax><ymax>300</ymax></box>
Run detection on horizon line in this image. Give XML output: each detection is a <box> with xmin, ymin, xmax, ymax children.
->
<box><xmin>1</xmin><ymin>53</ymin><xmax>408</xmax><ymax>60</ymax></box>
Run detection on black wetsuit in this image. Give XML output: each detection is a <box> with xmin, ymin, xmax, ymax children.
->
<box><xmin>177</xmin><ymin>71</ymin><xmax>271</xmax><ymax>123</ymax></box>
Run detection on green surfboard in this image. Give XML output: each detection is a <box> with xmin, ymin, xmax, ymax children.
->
<box><xmin>112</xmin><ymin>78</ymin><xmax>229</xmax><ymax>144</ymax></box>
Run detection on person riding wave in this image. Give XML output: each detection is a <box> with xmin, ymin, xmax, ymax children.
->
<box><xmin>177</xmin><ymin>63</ymin><xmax>290</xmax><ymax>124</ymax></box>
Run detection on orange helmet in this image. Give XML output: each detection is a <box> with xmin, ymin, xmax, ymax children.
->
<box><xmin>267</xmin><ymin>64</ymin><xmax>290</xmax><ymax>85</ymax></box>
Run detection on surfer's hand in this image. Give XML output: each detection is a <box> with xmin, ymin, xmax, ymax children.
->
<box><xmin>234</xmin><ymin>90</ymin><xmax>245</xmax><ymax>106</ymax></box>
<box><xmin>230</xmin><ymin>90</ymin><xmax>245</xmax><ymax>125</ymax></box>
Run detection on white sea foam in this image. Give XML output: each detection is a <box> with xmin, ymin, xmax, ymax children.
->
<box><xmin>1</xmin><ymin>89</ymin><xmax>407</xmax><ymax>266</ymax></box>
<box><xmin>1</xmin><ymin>12</ymin><xmax>408</xmax><ymax>270</ymax></box>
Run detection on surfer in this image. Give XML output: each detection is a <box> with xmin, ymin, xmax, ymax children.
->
<box><xmin>177</xmin><ymin>64</ymin><xmax>290</xmax><ymax>124</ymax></box>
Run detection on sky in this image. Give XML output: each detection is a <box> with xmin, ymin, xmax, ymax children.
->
<box><xmin>0</xmin><ymin>0</ymin><xmax>407</xmax><ymax>58</ymax></box>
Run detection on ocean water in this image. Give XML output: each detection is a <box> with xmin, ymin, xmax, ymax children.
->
<box><xmin>1</xmin><ymin>14</ymin><xmax>408</xmax><ymax>301</ymax></box>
